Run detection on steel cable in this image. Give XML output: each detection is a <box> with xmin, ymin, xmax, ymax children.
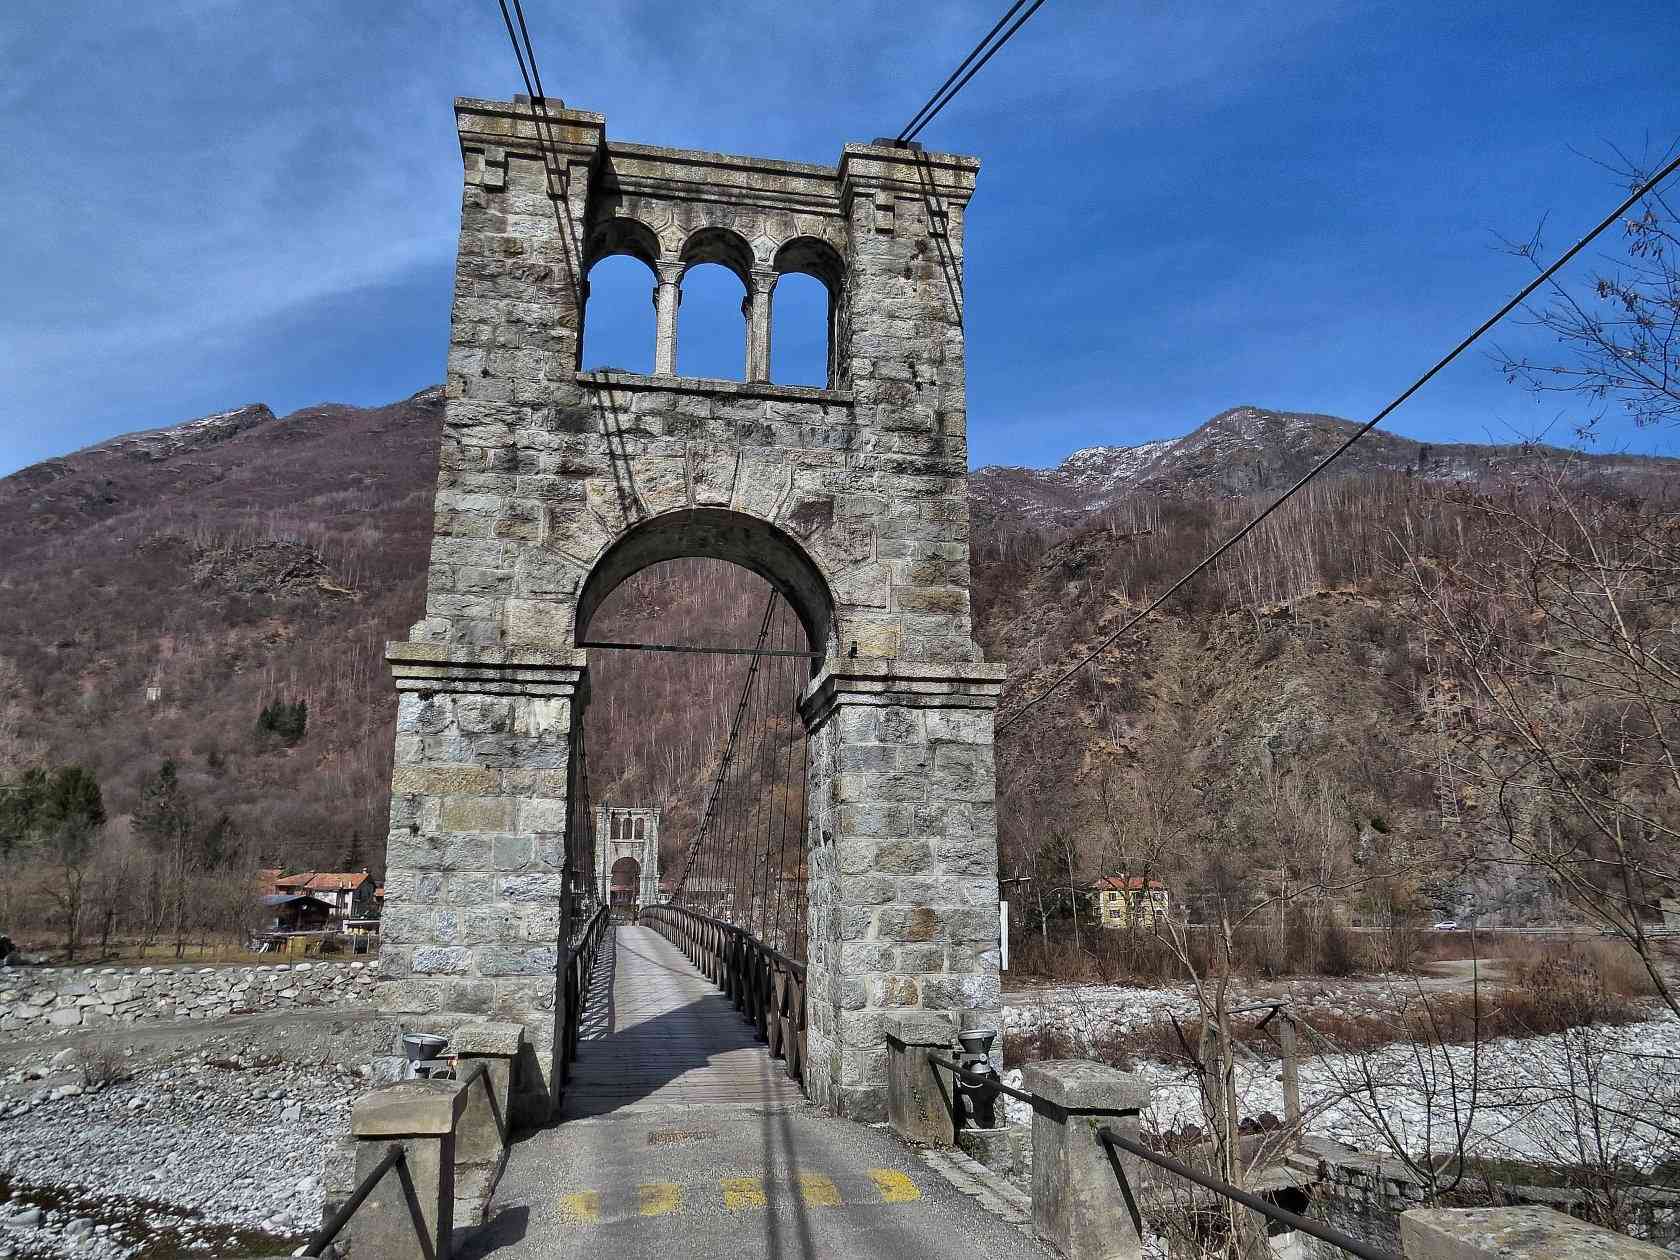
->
<box><xmin>898</xmin><ymin>0</ymin><xmax>1049</xmax><ymax>144</ymax></box>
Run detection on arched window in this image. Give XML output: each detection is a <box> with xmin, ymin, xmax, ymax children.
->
<box><xmin>771</xmin><ymin>273</ymin><xmax>830</xmax><ymax>387</ymax></box>
<box><xmin>611</xmin><ymin>814</ymin><xmax>624</xmax><ymax>840</ymax></box>
<box><xmin>634</xmin><ymin>817</ymin><xmax>645</xmax><ymax>840</ymax></box>
<box><xmin>581</xmin><ymin>217</ymin><xmax>661</xmax><ymax>374</ymax></box>
<box><xmin>678</xmin><ymin>227</ymin><xmax>755</xmax><ymax>382</ymax></box>
<box><xmin>772</xmin><ymin>238</ymin><xmax>843</xmax><ymax>388</ymax></box>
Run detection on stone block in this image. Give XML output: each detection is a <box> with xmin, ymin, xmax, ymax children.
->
<box><xmin>875</xmin><ymin>839</ymin><xmax>933</xmax><ymax>875</ymax></box>
<box><xmin>440</xmin><ymin>797</ymin><xmax>516</xmax><ymax>833</ymax></box>
<box><xmin>1023</xmin><ymin>1060</ymin><xmax>1150</xmax><ymax>1113</ymax></box>
<box><xmin>349</xmin><ymin>1081</ymin><xmax>464</xmax><ymax>1260</ymax></box>
<box><xmin>352</xmin><ymin>1080</ymin><xmax>468</xmax><ymax>1139</ymax></box>
<box><xmin>1400</xmin><ymin>1207</ymin><xmax>1672</xmax><ymax>1260</ymax></box>
<box><xmin>1024</xmin><ymin>1060</ymin><xmax>1148</xmax><ymax>1260</ymax></box>
<box><xmin>391</xmin><ymin>766</ymin><xmax>501</xmax><ymax>796</ymax></box>
<box><xmin>411</xmin><ymin>947</ymin><xmax>472</xmax><ymax>976</ymax></box>
<box><xmin>492</xmin><ymin>835</ymin><xmax>534</xmax><ymax>871</ymax></box>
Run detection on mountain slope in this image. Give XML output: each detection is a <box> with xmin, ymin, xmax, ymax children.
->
<box><xmin>971</xmin><ymin>405</ymin><xmax>1677</xmax><ymax>526</ymax></box>
<box><xmin>4</xmin><ymin>391</ymin><xmax>1676</xmax><ymax>921</ymax></box>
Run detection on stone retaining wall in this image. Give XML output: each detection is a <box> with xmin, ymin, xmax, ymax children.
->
<box><xmin>0</xmin><ymin>961</ymin><xmax>376</xmax><ymax>1038</ymax></box>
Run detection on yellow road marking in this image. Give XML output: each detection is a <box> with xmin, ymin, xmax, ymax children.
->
<box><xmin>868</xmin><ymin>1169</ymin><xmax>921</xmax><ymax>1203</ymax></box>
<box><xmin>558</xmin><ymin>1191</ymin><xmax>600</xmax><ymax>1225</ymax></box>
<box><xmin>796</xmin><ymin>1173</ymin><xmax>841</xmax><ymax>1207</ymax></box>
<box><xmin>639</xmin><ymin>1182</ymin><xmax>682</xmax><ymax>1217</ymax></box>
<box><xmin>721</xmin><ymin>1176</ymin><xmax>766</xmax><ymax>1210</ymax></box>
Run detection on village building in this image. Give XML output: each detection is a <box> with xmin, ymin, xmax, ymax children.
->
<box><xmin>1088</xmin><ymin>875</ymin><xmax>1170</xmax><ymax>929</ymax></box>
<box><xmin>258</xmin><ymin>892</ymin><xmax>335</xmax><ymax>933</ymax></box>
<box><xmin>272</xmin><ymin>870</ymin><xmax>376</xmax><ymax>923</ymax></box>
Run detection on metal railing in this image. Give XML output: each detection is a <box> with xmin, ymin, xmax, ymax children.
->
<box><xmin>302</xmin><ymin>1143</ymin><xmax>406</xmax><ymax>1257</ymax></box>
<box><xmin>559</xmin><ymin>904</ymin><xmax>610</xmax><ymax>1090</ymax></box>
<box><xmin>642</xmin><ymin>905</ymin><xmax>806</xmax><ymax>1084</ymax></box>
<box><xmin>927</xmin><ymin>1052</ymin><xmax>1400</xmax><ymax>1260</ymax></box>
<box><xmin>1096</xmin><ymin>1128</ymin><xmax>1400</xmax><ymax>1260</ymax></box>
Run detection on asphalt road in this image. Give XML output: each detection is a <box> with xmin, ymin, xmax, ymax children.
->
<box><xmin>461</xmin><ymin>1102</ymin><xmax>1052</xmax><ymax>1260</ymax></box>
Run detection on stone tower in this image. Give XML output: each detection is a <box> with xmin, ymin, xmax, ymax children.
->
<box><xmin>378</xmin><ymin>96</ymin><xmax>1005</xmax><ymax>1120</ymax></box>
<box><xmin>594</xmin><ymin>804</ymin><xmax>660</xmax><ymax>908</ymax></box>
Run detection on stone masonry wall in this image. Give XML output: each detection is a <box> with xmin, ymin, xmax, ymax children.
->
<box><xmin>800</xmin><ymin>662</ymin><xmax>1005</xmax><ymax>1118</ymax></box>
<box><xmin>0</xmin><ymin>961</ymin><xmax>376</xmax><ymax>1039</ymax></box>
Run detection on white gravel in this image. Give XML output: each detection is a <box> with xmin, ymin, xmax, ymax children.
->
<box><xmin>1000</xmin><ymin>981</ymin><xmax>1680</xmax><ymax>1171</ymax></box>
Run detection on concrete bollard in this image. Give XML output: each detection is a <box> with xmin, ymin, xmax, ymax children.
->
<box><xmin>1022</xmin><ymin>1059</ymin><xmax>1149</xmax><ymax>1260</ymax></box>
<box><xmin>1401</xmin><ymin>1206</ymin><xmax>1673</xmax><ymax>1260</ymax></box>
<box><xmin>349</xmin><ymin>1080</ymin><xmax>468</xmax><ymax>1260</ymax></box>
<box><xmin>884</xmin><ymin>1010</ymin><xmax>959</xmax><ymax>1147</ymax></box>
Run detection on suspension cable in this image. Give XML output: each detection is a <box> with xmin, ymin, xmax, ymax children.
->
<box><xmin>895</xmin><ymin>0</ymin><xmax>1029</xmax><ymax>142</ymax></box>
<box><xmin>897</xmin><ymin>0</ymin><xmax>1050</xmax><ymax>144</ymax></box>
<box><xmin>673</xmin><ymin>591</ymin><xmax>778</xmax><ymax>899</ymax></box>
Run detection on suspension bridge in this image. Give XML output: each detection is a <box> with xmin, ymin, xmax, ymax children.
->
<box><xmin>315</xmin><ymin>2</ymin><xmax>1680</xmax><ymax>1257</ymax></box>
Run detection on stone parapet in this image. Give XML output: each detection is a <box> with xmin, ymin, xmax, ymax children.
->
<box><xmin>1021</xmin><ymin>1060</ymin><xmax>1148</xmax><ymax>1260</ymax></box>
<box><xmin>884</xmin><ymin>1010</ymin><xmax>958</xmax><ymax>1147</ymax></box>
<box><xmin>349</xmin><ymin>1080</ymin><xmax>468</xmax><ymax>1260</ymax></box>
<box><xmin>1400</xmin><ymin>1207</ymin><xmax>1672</xmax><ymax>1260</ymax></box>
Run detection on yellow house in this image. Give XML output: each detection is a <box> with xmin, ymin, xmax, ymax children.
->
<box><xmin>1089</xmin><ymin>876</ymin><xmax>1169</xmax><ymax>929</ymax></box>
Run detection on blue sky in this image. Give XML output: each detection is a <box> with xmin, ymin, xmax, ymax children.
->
<box><xmin>2</xmin><ymin>0</ymin><xmax>1677</xmax><ymax>478</ymax></box>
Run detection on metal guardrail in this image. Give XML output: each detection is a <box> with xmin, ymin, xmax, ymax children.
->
<box><xmin>559</xmin><ymin>904</ymin><xmax>610</xmax><ymax>1091</ymax></box>
<box><xmin>302</xmin><ymin>1143</ymin><xmax>405</xmax><ymax>1257</ymax></box>
<box><xmin>642</xmin><ymin>905</ymin><xmax>807</xmax><ymax>1084</ymax></box>
<box><xmin>1097</xmin><ymin>1128</ymin><xmax>1401</xmax><ymax>1260</ymax></box>
<box><xmin>926</xmin><ymin>1051</ymin><xmax>1400</xmax><ymax>1260</ymax></box>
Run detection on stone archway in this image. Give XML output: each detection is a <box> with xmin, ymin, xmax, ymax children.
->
<box><xmin>378</xmin><ymin>95</ymin><xmax>1006</xmax><ymax>1122</ymax></box>
<box><xmin>609</xmin><ymin>856</ymin><xmax>640</xmax><ymax>908</ymax></box>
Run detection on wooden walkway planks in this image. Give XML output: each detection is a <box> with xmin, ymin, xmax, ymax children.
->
<box><xmin>561</xmin><ymin>925</ymin><xmax>806</xmax><ymax>1118</ymax></box>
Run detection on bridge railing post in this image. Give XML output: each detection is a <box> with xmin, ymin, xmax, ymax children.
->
<box><xmin>884</xmin><ymin>1011</ymin><xmax>958</xmax><ymax>1147</ymax></box>
<box><xmin>1022</xmin><ymin>1060</ymin><xmax>1149</xmax><ymax>1260</ymax></box>
<box><xmin>449</xmin><ymin>1023</ymin><xmax>523</xmax><ymax>1220</ymax></box>
<box><xmin>346</xmin><ymin>1080</ymin><xmax>468</xmax><ymax>1260</ymax></box>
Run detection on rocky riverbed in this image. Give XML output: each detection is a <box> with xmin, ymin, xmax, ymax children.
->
<box><xmin>999</xmin><ymin>979</ymin><xmax>1680</xmax><ymax>1170</ymax></box>
<box><xmin>0</xmin><ymin>1013</ymin><xmax>384</xmax><ymax>1259</ymax></box>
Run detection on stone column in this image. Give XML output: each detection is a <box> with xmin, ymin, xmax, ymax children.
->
<box><xmin>745</xmin><ymin>267</ymin><xmax>778</xmax><ymax>383</ymax></box>
<box><xmin>348</xmin><ymin>1080</ymin><xmax>467</xmax><ymax>1260</ymax></box>
<box><xmin>1021</xmin><ymin>1060</ymin><xmax>1149</xmax><ymax>1260</ymax></box>
<box><xmin>379</xmin><ymin>642</ymin><xmax>588</xmax><ymax>1124</ymax></box>
<box><xmin>653</xmin><ymin>261</ymin><xmax>682</xmax><ymax>376</ymax></box>
<box><xmin>798</xmin><ymin>659</ymin><xmax>1007</xmax><ymax>1120</ymax></box>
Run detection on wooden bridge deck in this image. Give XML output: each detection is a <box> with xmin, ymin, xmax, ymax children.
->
<box><xmin>561</xmin><ymin>925</ymin><xmax>807</xmax><ymax>1118</ymax></box>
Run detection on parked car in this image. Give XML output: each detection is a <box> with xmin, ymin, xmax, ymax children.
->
<box><xmin>1431</xmin><ymin>920</ymin><xmax>1459</xmax><ymax>931</ymax></box>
